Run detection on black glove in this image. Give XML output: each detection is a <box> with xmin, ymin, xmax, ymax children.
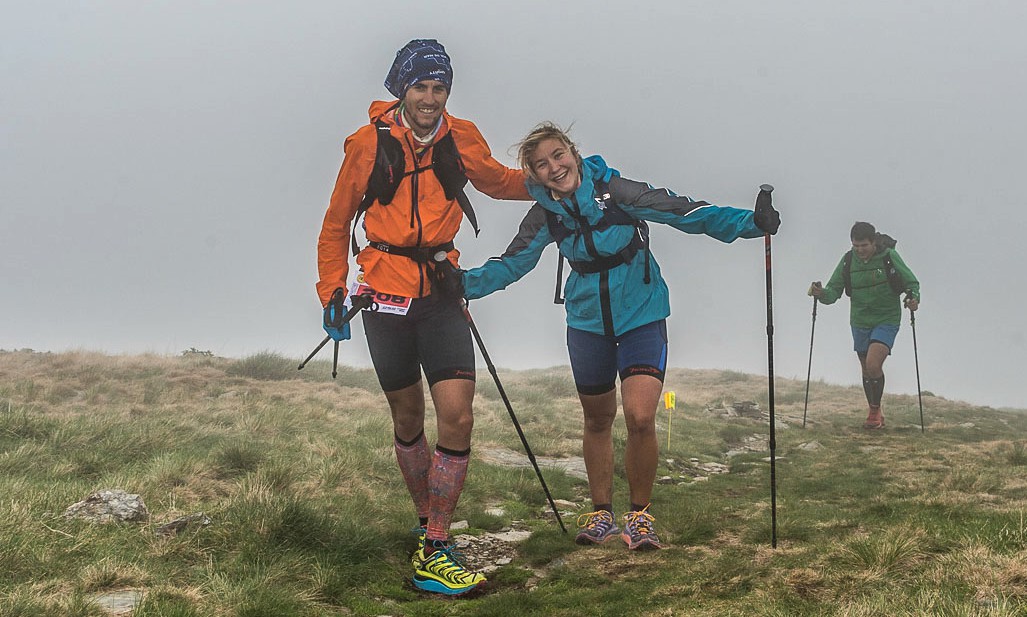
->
<box><xmin>434</xmin><ymin>263</ymin><xmax>465</xmax><ymax>299</ymax></box>
<box><xmin>429</xmin><ymin>250</ymin><xmax>466</xmax><ymax>297</ymax></box>
<box><xmin>754</xmin><ymin>184</ymin><xmax>781</xmax><ymax>235</ymax></box>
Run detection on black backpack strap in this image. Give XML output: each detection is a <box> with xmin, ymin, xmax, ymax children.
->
<box><xmin>594</xmin><ymin>180</ymin><xmax>651</xmax><ymax>283</ymax></box>
<box><xmin>353</xmin><ymin>112</ymin><xmax>477</xmax><ymax>256</ymax></box>
<box><xmin>431</xmin><ymin>132</ymin><xmax>478</xmax><ymax>237</ymax></box>
<box><xmin>566</xmin><ymin>232</ymin><xmax>646</xmax><ymax>274</ymax></box>
<box><xmin>454</xmin><ymin>190</ymin><xmax>480</xmax><ymax>237</ymax></box>
<box><xmin>542</xmin><ymin>209</ymin><xmax>575</xmax><ymax>303</ymax></box>
<box><xmin>882</xmin><ymin>250</ymin><xmax>906</xmax><ymax>294</ymax></box>
<box><xmin>553</xmin><ymin>252</ymin><xmax>566</xmax><ymax>305</ymax></box>
<box><xmin>353</xmin><ymin>119</ymin><xmax>406</xmax><ymax>255</ymax></box>
<box><xmin>351</xmin><ymin>194</ymin><xmax>375</xmax><ymax>256</ymax></box>
<box><xmin>545</xmin><ymin>209</ymin><xmax>572</xmax><ymax>244</ymax></box>
<box><xmin>591</xmin><ymin>179</ymin><xmax>644</xmax><ymax>283</ymax></box>
<box><xmin>545</xmin><ymin>182</ymin><xmax>652</xmax><ymax>298</ymax></box>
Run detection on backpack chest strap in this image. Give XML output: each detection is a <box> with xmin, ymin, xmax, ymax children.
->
<box><xmin>565</xmin><ymin>231</ymin><xmax>646</xmax><ymax>275</ymax></box>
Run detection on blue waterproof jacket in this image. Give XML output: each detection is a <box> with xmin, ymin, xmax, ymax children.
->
<box><xmin>464</xmin><ymin>155</ymin><xmax>764</xmax><ymax>336</ymax></box>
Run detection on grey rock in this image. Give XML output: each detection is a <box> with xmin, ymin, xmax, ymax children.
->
<box><xmin>64</xmin><ymin>490</ymin><xmax>148</xmax><ymax>524</ymax></box>
<box><xmin>155</xmin><ymin>512</ymin><xmax>211</xmax><ymax>537</ymax></box>
<box><xmin>478</xmin><ymin>446</ymin><xmax>588</xmax><ymax>480</ymax></box>
<box><xmin>91</xmin><ymin>590</ymin><xmax>143</xmax><ymax>615</ymax></box>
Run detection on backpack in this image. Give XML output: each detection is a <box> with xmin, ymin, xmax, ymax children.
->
<box><xmin>546</xmin><ymin>180</ymin><xmax>651</xmax><ymax>304</ymax></box>
<box><xmin>350</xmin><ymin>114</ymin><xmax>479</xmax><ymax>256</ymax></box>
<box><xmin>842</xmin><ymin>232</ymin><xmax>907</xmax><ymax>296</ymax></box>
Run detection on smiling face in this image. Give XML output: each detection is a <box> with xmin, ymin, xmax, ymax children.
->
<box><xmin>401</xmin><ymin>79</ymin><xmax>449</xmax><ymax>137</ymax></box>
<box><xmin>528</xmin><ymin>137</ymin><xmax>581</xmax><ymax>198</ymax></box>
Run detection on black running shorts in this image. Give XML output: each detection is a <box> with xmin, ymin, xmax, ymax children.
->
<box><xmin>361</xmin><ymin>294</ymin><xmax>475</xmax><ymax>392</ymax></box>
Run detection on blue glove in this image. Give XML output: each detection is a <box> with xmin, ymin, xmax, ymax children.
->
<box><xmin>322</xmin><ymin>289</ymin><xmax>351</xmax><ymax>342</ymax></box>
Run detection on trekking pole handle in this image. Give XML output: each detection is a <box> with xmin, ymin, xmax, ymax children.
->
<box><xmin>298</xmin><ymin>293</ymin><xmax>373</xmax><ymax>370</ymax></box>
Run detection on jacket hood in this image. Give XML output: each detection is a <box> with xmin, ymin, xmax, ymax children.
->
<box><xmin>368</xmin><ymin>100</ymin><xmax>401</xmax><ymax>123</ymax></box>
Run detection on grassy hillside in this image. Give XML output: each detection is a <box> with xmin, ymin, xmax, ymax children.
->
<box><xmin>1</xmin><ymin>349</ymin><xmax>1026</xmax><ymax>616</ymax></box>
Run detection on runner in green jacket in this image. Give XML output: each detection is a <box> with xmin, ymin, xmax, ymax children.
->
<box><xmin>811</xmin><ymin>221</ymin><xmax>920</xmax><ymax>429</ymax></box>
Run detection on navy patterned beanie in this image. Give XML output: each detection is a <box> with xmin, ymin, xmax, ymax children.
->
<box><xmin>384</xmin><ymin>39</ymin><xmax>453</xmax><ymax>99</ymax></box>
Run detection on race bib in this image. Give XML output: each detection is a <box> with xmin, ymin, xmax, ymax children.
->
<box><xmin>347</xmin><ymin>274</ymin><xmax>412</xmax><ymax>316</ymax></box>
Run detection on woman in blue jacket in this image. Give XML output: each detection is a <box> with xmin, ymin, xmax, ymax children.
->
<box><xmin>463</xmin><ymin>123</ymin><xmax>780</xmax><ymax>549</ymax></box>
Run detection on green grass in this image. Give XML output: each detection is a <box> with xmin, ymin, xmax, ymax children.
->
<box><xmin>1</xmin><ymin>349</ymin><xmax>1027</xmax><ymax>615</ymax></box>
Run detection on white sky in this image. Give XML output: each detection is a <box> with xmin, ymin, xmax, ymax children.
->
<box><xmin>3</xmin><ymin>1</ymin><xmax>1026</xmax><ymax>409</ymax></box>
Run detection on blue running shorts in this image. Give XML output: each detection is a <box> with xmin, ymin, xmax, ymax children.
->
<box><xmin>851</xmin><ymin>323</ymin><xmax>900</xmax><ymax>356</ymax></box>
<box><xmin>566</xmin><ymin>320</ymin><xmax>668</xmax><ymax>396</ymax></box>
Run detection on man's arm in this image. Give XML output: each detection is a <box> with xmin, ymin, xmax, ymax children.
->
<box><xmin>449</xmin><ymin>118</ymin><xmax>530</xmax><ymax>201</ymax></box>
<box><xmin>817</xmin><ymin>256</ymin><xmax>848</xmax><ymax>305</ymax></box>
<box><xmin>889</xmin><ymin>249</ymin><xmax>920</xmax><ymax>302</ymax></box>
<box><xmin>316</xmin><ymin>128</ymin><xmax>376</xmax><ymax>306</ymax></box>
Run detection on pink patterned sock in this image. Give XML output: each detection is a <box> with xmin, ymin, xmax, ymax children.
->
<box><xmin>425</xmin><ymin>446</ymin><xmax>469</xmax><ymax>543</ymax></box>
<box><xmin>394</xmin><ymin>433</ymin><xmax>430</xmax><ymax>521</ymax></box>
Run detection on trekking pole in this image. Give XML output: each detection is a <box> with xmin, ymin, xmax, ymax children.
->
<box><xmin>909</xmin><ymin>302</ymin><xmax>925</xmax><ymax>433</ymax></box>
<box><xmin>757</xmin><ymin>183</ymin><xmax>778</xmax><ymax>548</ymax></box>
<box><xmin>464</xmin><ymin>306</ymin><xmax>567</xmax><ymax>533</ymax></box>
<box><xmin>802</xmin><ymin>294</ymin><xmax>819</xmax><ymax>428</ymax></box>
<box><xmin>432</xmin><ymin>253</ymin><xmax>567</xmax><ymax>533</ymax></box>
<box><xmin>297</xmin><ymin>294</ymin><xmax>373</xmax><ymax>376</ymax></box>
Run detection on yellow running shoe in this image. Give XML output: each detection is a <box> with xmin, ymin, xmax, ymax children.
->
<box><xmin>410</xmin><ymin>525</ymin><xmax>427</xmax><ymax>568</ymax></box>
<box><xmin>413</xmin><ymin>541</ymin><xmax>486</xmax><ymax>596</ymax></box>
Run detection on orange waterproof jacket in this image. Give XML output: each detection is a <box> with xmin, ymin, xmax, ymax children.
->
<box><xmin>316</xmin><ymin>101</ymin><xmax>529</xmax><ymax>305</ymax></box>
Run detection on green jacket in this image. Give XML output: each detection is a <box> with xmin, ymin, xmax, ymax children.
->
<box><xmin>818</xmin><ymin>247</ymin><xmax>920</xmax><ymax>328</ymax></box>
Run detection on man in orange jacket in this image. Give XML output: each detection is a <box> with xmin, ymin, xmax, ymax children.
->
<box><xmin>316</xmin><ymin>39</ymin><xmax>528</xmax><ymax>596</ymax></box>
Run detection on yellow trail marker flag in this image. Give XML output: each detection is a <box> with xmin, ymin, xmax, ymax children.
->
<box><xmin>664</xmin><ymin>391</ymin><xmax>676</xmax><ymax>449</ymax></box>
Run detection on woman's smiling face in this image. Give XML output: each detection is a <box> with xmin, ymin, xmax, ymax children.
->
<box><xmin>529</xmin><ymin>137</ymin><xmax>581</xmax><ymax>198</ymax></box>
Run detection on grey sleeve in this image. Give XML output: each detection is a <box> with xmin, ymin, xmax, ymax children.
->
<box><xmin>608</xmin><ymin>176</ymin><xmax>709</xmax><ymax>218</ymax></box>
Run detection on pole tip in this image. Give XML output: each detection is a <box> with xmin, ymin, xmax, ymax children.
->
<box><xmin>760</xmin><ymin>183</ymin><xmax>775</xmax><ymax>193</ymax></box>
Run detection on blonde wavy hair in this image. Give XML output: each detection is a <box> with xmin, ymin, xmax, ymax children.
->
<box><xmin>515</xmin><ymin>122</ymin><xmax>583</xmax><ymax>186</ymax></box>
